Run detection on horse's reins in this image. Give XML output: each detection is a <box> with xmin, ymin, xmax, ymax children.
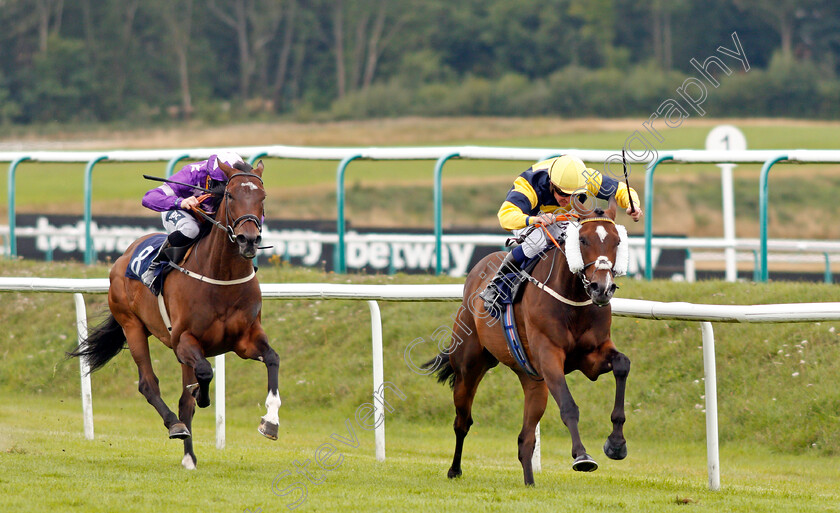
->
<box><xmin>152</xmin><ymin>172</ymin><xmax>265</xmax><ymax>330</ymax></box>
<box><xmin>188</xmin><ymin>172</ymin><xmax>266</xmax><ymax>245</ymax></box>
<box><xmin>519</xmin><ymin>216</ymin><xmax>619</xmax><ymax>306</ymax></box>
<box><xmin>144</xmin><ymin>171</ymin><xmax>268</xmax><ymax>288</ymax></box>
<box><xmin>144</xmin><ymin>171</ymin><xmax>268</xmax><ymax>246</ymax></box>
<box><xmin>573</xmin><ymin>217</ymin><xmax>620</xmax><ymax>298</ymax></box>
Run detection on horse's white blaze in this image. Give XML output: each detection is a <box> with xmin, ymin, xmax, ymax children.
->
<box><xmin>594</xmin><ymin>256</ymin><xmax>613</xmax><ymax>270</ymax></box>
<box><xmin>604</xmin><ymin>269</ymin><xmax>613</xmax><ymax>290</ymax></box>
<box><xmin>240</xmin><ymin>181</ymin><xmax>259</xmax><ymax>190</ymax></box>
<box><xmin>595</xmin><ymin>226</ymin><xmax>608</xmax><ymax>242</ymax></box>
<box><xmin>263</xmin><ymin>390</ymin><xmax>282</xmax><ymax>425</ymax></box>
<box><xmin>181</xmin><ymin>454</ymin><xmax>196</xmax><ymax>470</ymax></box>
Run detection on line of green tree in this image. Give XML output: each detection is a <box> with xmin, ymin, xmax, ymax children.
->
<box><xmin>1</xmin><ymin>0</ymin><xmax>838</xmax><ymax>125</ymax></box>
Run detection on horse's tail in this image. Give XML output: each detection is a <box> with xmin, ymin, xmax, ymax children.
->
<box><xmin>421</xmin><ymin>351</ymin><xmax>456</xmax><ymax>390</ymax></box>
<box><xmin>67</xmin><ymin>314</ymin><xmax>126</xmax><ymax>374</ymax></box>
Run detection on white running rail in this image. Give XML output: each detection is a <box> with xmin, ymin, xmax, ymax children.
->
<box><xmin>5</xmin><ymin>278</ymin><xmax>840</xmax><ymax>491</ymax></box>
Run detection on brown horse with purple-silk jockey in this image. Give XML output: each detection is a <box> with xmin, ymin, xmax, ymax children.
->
<box><xmin>69</xmin><ymin>159</ymin><xmax>280</xmax><ymax>469</ymax></box>
<box><xmin>424</xmin><ymin>195</ymin><xmax>630</xmax><ymax>485</ymax></box>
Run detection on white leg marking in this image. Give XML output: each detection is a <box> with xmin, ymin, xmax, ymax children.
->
<box><xmin>181</xmin><ymin>454</ymin><xmax>196</xmax><ymax>470</ymax></box>
<box><xmin>262</xmin><ymin>390</ymin><xmax>282</xmax><ymax>425</ymax></box>
<box><xmin>595</xmin><ymin>226</ymin><xmax>608</xmax><ymax>242</ymax></box>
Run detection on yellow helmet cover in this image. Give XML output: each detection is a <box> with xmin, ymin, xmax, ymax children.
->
<box><xmin>546</xmin><ymin>155</ymin><xmax>587</xmax><ymax>194</ymax></box>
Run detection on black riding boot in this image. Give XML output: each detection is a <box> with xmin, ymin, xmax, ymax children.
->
<box><xmin>141</xmin><ymin>240</ymin><xmax>171</xmax><ymax>293</ymax></box>
<box><xmin>141</xmin><ymin>231</ymin><xmax>194</xmax><ymax>294</ymax></box>
<box><xmin>478</xmin><ymin>251</ymin><xmax>523</xmax><ymax>310</ymax></box>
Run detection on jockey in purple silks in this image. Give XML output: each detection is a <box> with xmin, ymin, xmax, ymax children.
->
<box><xmin>140</xmin><ymin>151</ymin><xmax>245</xmax><ymax>287</ymax></box>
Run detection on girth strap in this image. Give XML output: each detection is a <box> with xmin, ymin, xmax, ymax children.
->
<box><xmin>158</xmin><ymin>293</ymin><xmax>172</xmax><ymax>332</ymax></box>
<box><xmin>520</xmin><ymin>271</ymin><xmax>594</xmax><ymax>307</ymax></box>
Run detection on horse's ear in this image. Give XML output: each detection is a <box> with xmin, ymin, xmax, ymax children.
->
<box><xmin>606</xmin><ymin>194</ymin><xmax>618</xmax><ymax>220</ymax></box>
<box><xmin>217</xmin><ymin>158</ymin><xmax>236</xmax><ymax>178</ymax></box>
<box><xmin>253</xmin><ymin>160</ymin><xmax>264</xmax><ymax>177</ymax></box>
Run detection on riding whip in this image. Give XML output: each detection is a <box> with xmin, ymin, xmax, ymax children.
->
<box><xmin>143</xmin><ymin>175</ymin><xmax>216</xmax><ymax>194</ymax></box>
<box><xmin>621</xmin><ymin>149</ymin><xmax>635</xmax><ymax>214</ymax></box>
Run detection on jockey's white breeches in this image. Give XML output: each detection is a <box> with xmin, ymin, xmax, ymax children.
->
<box><xmin>161</xmin><ymin>209</ymin><xmax>201</xmax><ymax>239</ymax></box>
<box><xmin>512</xmin><ymin>222</ymin><xmax>567</xmax><ymax>259</ymax></box>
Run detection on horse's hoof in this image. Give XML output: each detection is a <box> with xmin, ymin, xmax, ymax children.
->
<box><xmin>572</xmin><ymin>454</ymin><xmax>598</xmax><ymax>472</ymax></box>
<box><xmin>447</xmin><ymin>467</ymin><xmax>462</xmax><ymax>479</ymax></box>
<box><xmin>258</xmin><ymin>419</ymin><xmax>279</xmax><ymax>440</ymax></box>
<box><xmin>603</xmin><ymin>439</ymin><xmax>627</xmax><ymax>460</ymax></box>
<box><xmin>168</xmin><ymin>423</ymin><xmax>191</xmax><ymax>439</ymax></box>
<box><xmin>181</xmin><ymin>454</ymin><xmax>197</xmax><ymax>470</ymax></box>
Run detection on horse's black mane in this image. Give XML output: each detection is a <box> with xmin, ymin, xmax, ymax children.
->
<box><xmin>204</xmin><ymin>159</ymin><xmax>260</xmax><ymax>221</ymax></box>
<box><xmin>233</xmin><ymin>161</ymin><xmax>254</xmax><ymax>173</ymax></box>
<box><xmin>206</xmin><ymin>161</ymin><xmax>256</xmax><ymax>213</ymax></box>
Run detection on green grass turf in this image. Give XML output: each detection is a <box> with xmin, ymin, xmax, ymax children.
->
<box><xmin>2</xmin><ymin>394</ymin><xmax>840</xmax><ymax>513</ymax></box>
<box><xmin>3</xmin><ymin>259</ymin><xmax>840</xmax><ymax>455</ymax></box>
<box><xmin>3</xmin><ymin>258</ymin><xmax>840</xmax><ymax>511</ymax></box>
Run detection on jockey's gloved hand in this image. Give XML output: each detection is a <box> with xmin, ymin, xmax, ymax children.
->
<box><xmin>626</xmin><ymin>206</ymin><xmax>643</xmax><ymax>222</ymax></box>
<box><xmin>180</xmin><ymin>196</ymin><xmax>200</xmax><ymax>210</ymax></box>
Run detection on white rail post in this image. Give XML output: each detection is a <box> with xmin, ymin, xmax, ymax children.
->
<box><xmin>706</xmin><ymin>125</ymin><xmax>746</xmax><ymax>282</ymax></box>
<box><xmin>73</xmin><ymin>293</ymin><xmax>94</xmax><ymax>440</ymax></box>
<box><xmin>720</xmin><ymin>163</ymin><xmax>737</xmax><ymax>282</ymax></box>
<box><xmin>368</xmin><ymin>300</ymin><xmax>385</xmax><ymax>461</ymax></box>
<box><xmin>700</xmin><ymin>322</ymin><xmax>721</xmax><ymax>491</ymax></box>
<box><xmin>215</xmin><ymin>354</ymin><xmax>225</xmax><ymax>449</ymax></box>
<box><xmin>532</xmin><ymin>422</ymin><xmax>541</xmax><ymax>472</ymax></box>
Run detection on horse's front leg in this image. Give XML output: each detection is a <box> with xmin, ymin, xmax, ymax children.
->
<box><xmin>174</xmin><ymin>331</ymin><xmax>214</xmax><ymax>408</ymax></box>
<box><xmin>540</xmin><ymin>350</ymin><xmax>598</xmax><ymax>472</ymax></box>
<box><xmin>178</xmin><ymin>364</ymin><xmax>199</xmax><ymax>470</ymax></box>
<box><xmin>237</xmin><ymin>324</ymin><xmax>281</xmax><ymax>440</ymax></box>
<box><xmin>603</xmin><ymin>349</ymin><xmax>630</xmax><ymax>460</ymax></box>
<box><xmin>258</xmin><ymin>340</ymin><xmax>281</xmax><ymax>440</ymax></box>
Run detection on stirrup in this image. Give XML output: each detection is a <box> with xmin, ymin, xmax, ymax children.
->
<box><xmin>142</xmin><ymin>262</ymin><xmax>158</xmax><ymax>282</ymax></box>
<box><xmin>479</xmin><ymin>277</ymin><xmax>504</xmax><ymax>311</ymax></box>
<box><xmin>479</xmin><ymin>282</ymin><xmax>498</xmax><ymax>302</ymax></box>
<box><xmin>141</xmin><ymin>263</ymin><xmax>162</xmax><ymax>295</ymax></box>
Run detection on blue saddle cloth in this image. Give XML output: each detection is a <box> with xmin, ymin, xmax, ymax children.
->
<box><xmin>125</xmin><ymin>234</ymin><xmax>169</xmax><ymax>292</ymax></box>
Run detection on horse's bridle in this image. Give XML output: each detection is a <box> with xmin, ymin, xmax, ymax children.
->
<box><xmin>570</xmin><ymin>216</ymin><xmax>619</xmax><ymax>299</ymax></box>
<box><xmin>192</xmin><ymin>172</ymin><xmax>264</xmax><ymax>244</ymax></box>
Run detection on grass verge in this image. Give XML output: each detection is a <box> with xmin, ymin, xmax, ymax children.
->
<box><xmin>2</xmin><ymin>394</ymin><xmax>839</xmax><ymax>513</ymax></box>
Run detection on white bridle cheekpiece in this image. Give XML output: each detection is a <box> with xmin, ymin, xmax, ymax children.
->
<box><xmin>563</xmin><ymin>218</ymin><xmax>629</xmax><ymax>277</ymax></box>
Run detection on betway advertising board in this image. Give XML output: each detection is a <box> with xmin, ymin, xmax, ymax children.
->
<box><xmin>7</xmin><ymin>214</ymin><xmax>683</xmax><ymax>278</ymax></box>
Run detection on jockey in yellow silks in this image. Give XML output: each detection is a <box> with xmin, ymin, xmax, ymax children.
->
<box><xmin>479</xmin><ymin>155</ymin><xmax>643</xmax><ymax>308</ymax></box>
